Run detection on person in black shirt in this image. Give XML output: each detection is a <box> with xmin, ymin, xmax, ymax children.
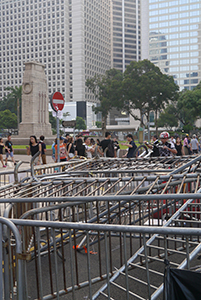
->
<box><xmin>0</xmin><ymin>138</ymin><xmax>6</xmax><ymax>167</ymax></box>
<box><xmin>5</xmin><ymin>135</ymin><xmax>16</xmax><ymax>166</ymax></box>
<box><xmin>75</xmin><ymin>138</ymin><xmax>86</xmax><ymax>157</ymax></box>
<box><xmin>99</xmin><ymin>132</ymin><xmax>115</xmax><ymax>157</ymax></box>
<box><xmin>144</xmin><ymin>135</ymin><xmax>160</xmax><ymax>157</ymax></box>
<box><xmin>175</xmin><ymin>137</ymin><xmax>184</xmax><ymax>156</ymax></box>
<box><xmin>39</xmin><ymin>135</ymin><xmax>47</xmax><ymax>164</ymax></box>
<box><xmin>27</xmin><ymin>135</ymin><xmax>42</xmax><ymax>165</ymax></box>
<box><xmin>122</xmin><ymin>134</ymin><xmax>137</xmax><ymax>158</ymax></box>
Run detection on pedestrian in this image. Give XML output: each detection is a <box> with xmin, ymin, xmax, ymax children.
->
<box><xmin>64</xmin><ymin>133</ymin><xmax>70</xmax><ymax>145</ymax></box>
<box><xmin>157</xmin><ymin>132</ymin><xmax>177</xmax><ymax>157</ymax></box>
<box><xmin>51</xmin><ymin>138</ymin><xmax>57</xmax><ymax>162</ymax></box>
<box><xmin>144</xmin><ymin>135</ymin><xmax>159</xmax><ymax>157</ymax></box>
<box><xmin>5</xmin><ymin>134</ymin><xmax>16</xmax><ymax>166</ymax></box>
<box><xmin>75</xmin><ymin>138</ymin><xmax>86</xmax><ymax>157</ymax></box>
<box><xmin>0</xmin><ymin>138</ymin><xmax>6</xmax><ymax>167</ymax></box>
<box><xmin>84</xmin><ymin>136</ymin><xmax>95</xmax><ymax>159</ymax></box>
<box><xmin>90</xmin><ymin>138</ymin><xmax>95</xmax><ymax>146</ymax></box>
<box><xmin>183</xmin><ymin>134</ymin><xmax>191</xmax><ymax>155</ymax></box>
<box><xmin>39</xmin><ymin>135</ymin><xmax>47</xmax><ymax>164</ymax></box>
<box><xmin>55</xmin><ymin>136</ymin><xmax>68</xmax><ymax>162</ymax></box>
<box><xmin>175</xmin><ymin>137</ymin><xmax>184</xmax><ymax>156</ymax></box>
<box><xmin>66</xmin><ymin>137</ymin><xmax>75</xmax><ymax>159</ymax></box>
<box><xmin>98</xmin><ymin>132</ymin><xmax>115</xmax><ymax>157</ymax></box>
<box><xmin>191</xmin><ymin>134</ymin><xmax>199</xmax><ymax>154</ymax></box>
<box><xmin>113</xmin><ymin>136</ymin><xmax>120</xmax><ymax>151</ymax></box>
<box><xmin>122</xmin><ymin>134</ymin><xmax>137</xmax><ymax>158</ymax></box>
<box><xmin>170</xmin><ymin>136</ymin><xmax>176</xmax><ymax>144</ymax></box>
<box><xmin>26</xmin><ymin>135</ymin><xmax>42</xmax><ymax>165</ymax></box>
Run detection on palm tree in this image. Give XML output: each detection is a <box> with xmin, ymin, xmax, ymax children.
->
<box><xmin>4</xmin><ymin>86</ymin><xmax>22</xmax><ymax>130</ymax></box>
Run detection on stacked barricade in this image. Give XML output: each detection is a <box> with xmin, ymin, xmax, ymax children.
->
<box><xmin>1</xmin><ymin>154</ymin><xmax>201</xmax><ymax>299</ymax></box>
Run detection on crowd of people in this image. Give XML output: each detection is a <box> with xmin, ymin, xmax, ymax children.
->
<box><xmin>144</xmin><ymin>132</ymin><xmax>200</xmax><ymax>157</ymax></box>
<box><xmin>0</xmin><ymin>131</ymin><xmax>199</xmax><ymax>168</ymax></box>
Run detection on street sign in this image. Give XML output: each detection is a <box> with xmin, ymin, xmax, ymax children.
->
<box><xmin>62</xmin><ymin>120</ymin><xmax>76</xmax><ymax>128</ymax></box>
<box><xmin>50</xmin><ymin>92</ymin><xmax>64</xmax><ymax>112</ymax></box>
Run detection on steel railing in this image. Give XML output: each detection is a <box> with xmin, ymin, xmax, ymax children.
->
<box><xmin>1</xmin><ymin>217</ymin><xmax>201</xmax><ymax>300</ymax></box>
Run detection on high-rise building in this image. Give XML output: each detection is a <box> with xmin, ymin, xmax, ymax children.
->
<box><xmin>148</xmin><ymin>0</ymin><xmax>201</xmax><ymax>90</ymax></box>
<box><xmin>70</xmin><ymin>0</ymin><xmax>112</xmax><ymax>103</ymax></box>
<box><xmin>0</xmin><ymin>0</ymin><xmax>69</xmax><ymax>101</ymax></box>
<box><xmin>112</xmin><ymin>0</ymin><xmax>141</xmax><ymax>72</ymax></box>
<box><xmin>0</xmin><ymin>0</ymin><xmax>112</xmax><ymax>127</ymax></box>
<box><xmin>110</xmin><ymin>0</ymin><xmax>141</xmax><ymax>127</ymax></box>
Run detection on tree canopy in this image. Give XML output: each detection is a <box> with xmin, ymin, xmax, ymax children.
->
<box><xmin>1</xmin><ymin>86</ymin><xmax>22</xmax><ymax>120</ymax></box>
<box><xmin>75</xmin><ymin>116</ymin><xmax>86</xmax><ymax>130</ymax></box>
<box><xmin>0</xmin><ymin>110</ymin><xmax>17</xmax><ymax>129</ymax></box>
<box><xmin>86</xmin><ymin>68</ymin><xmax>123</xmax><ymax>134</ymax></box>
<box><xmin>122</xmin><ymin>60</ymin><xmax>179</xmax><ymax>133</ymax></box>
<box><xmin>158</xmin><ymin>82</ymin><xmax>201</xmax><ymax>132</ymax></box>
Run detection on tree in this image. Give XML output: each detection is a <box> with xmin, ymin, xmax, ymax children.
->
<box><xmin>49</xmin><ymin>112</ymin><xmax>57</xmax><ymax>132</ymax></box>
<box><xmin>86</xmin><ymin>68</ymin><xmax>123</xmax><ymax>135</ymax></box>
<box><xmin>95</xmin><ymin>121</ymin><xmax>102</xmax><ymax>128</ymax></box>
<box><xmin>1</xmin><ymin>86</ymin><xmax>22</xmax><ymax>130</ymax></box>
<box><xmin>157</xmin><ymin>105</ymin><xmax>179</xmax><ymax>129</ymax></box>
<box><xmin>122</xmin><ymin>60</ymin><xmax>179</xmax><ymax>134</ymax></box>
<box><xmin>75</xmin><ymin>116</ymin><xmax>86</xmax><ymax>130</ymax></box>
<box><xmin>0</xmin><ymin>110</ymin><xmax>17</xmax><ymax>129</ymax></box>
<box><xmin>157</xmin><ymin>84</ymin><xmax>201</xmax><ymax>132</ymax></box>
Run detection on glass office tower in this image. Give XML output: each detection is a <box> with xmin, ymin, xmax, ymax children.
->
<box><xmin>149</xmin><ymin>0</ymin><xmax>201</xmax><ymax>90</ymax></box>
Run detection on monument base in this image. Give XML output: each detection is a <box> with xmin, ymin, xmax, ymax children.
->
<box><xmin>18</xmin><ymin>122</ymin><xmax>52</xmax><ymax>138</ymax></box>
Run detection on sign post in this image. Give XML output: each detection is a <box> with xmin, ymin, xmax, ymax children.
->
<box><xmin>50</xmin><ymin>92</ymin><xmax>65</xmax><ymax>163</ymax></box>
<box><xmin>62</xmin><ymin>120</ymin><xmax>77</xmax><ymax>140</ymax></box>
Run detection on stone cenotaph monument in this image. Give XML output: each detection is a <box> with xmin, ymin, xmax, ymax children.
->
<box><xmin>18</xmin><ymin>61</ymin><xmax>52</xmax><ymax>137</ymax></box>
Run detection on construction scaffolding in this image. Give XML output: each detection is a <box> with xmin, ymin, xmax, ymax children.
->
<box><xmin>1</xmin><ymin>154</ymin><xmax>201</xmax><ymax>299</ymax></box>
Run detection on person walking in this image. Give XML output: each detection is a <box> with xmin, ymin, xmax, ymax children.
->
<box><xmin>66</xmin><ymin>137</ymin><xmax>75</xmax><ymax>159</ymax></box>
<box><xmin>39</xmin><ymin>135</ymin><xmax>47</xmax><ymax>164</ymax></box>
<box><xmin>157</xmin><ymin>132</ymin><xmax>177</xmax><ymax>157</ymax></box>
<box><xmin>183</xmin><ymin>134</ymin><xmax>191</xmax><ymax>155</ymax></box>
<box><xmin>98</xmin><ymin>132</ymin><xmax>115</xmax><ymax>157</ymax></box>
<box><xmin>122</xmin><ymin>134</ymin><xmax>137</xmax><ymax>158</ymax></box>
<box><xmin>75</xmin><ymin>138</ymin><xmax>86</xmax><ymax>157</ymax></box>
<box><xmin>0</xmin><ymin>138</ymin><xmax>6</xmax><ymax>168</ymax></box>
<box><xmin>55</xmin><ymin>136</ymin><xmax>68</xmax><ymax>162</ymax></box>
<box><xmin>144</xmin><ymin>135</ymin><xmax>159</xmax><ymax>157</ymax></box>
<box><xmin>191</xmin><ymin>134</ymin><xmax>199</xmax><ymax>154</ymax></box>
<box><xmin>175</xmin><ymin>137</ymin><xmax>184</xmax><ymax>156</ymax></box>
<box><xmin>51</xmin><ymin>138</ymin><xmax>57</xmax><ymax>162</ymax></box>
<box><xmin>5</xmin><ymin>134</ymin><xmax>16</xmax><ymax>166</ymax></box>
<box><xmin>84</xmin><ymin>136</ymin><xmax>95</xmax><ymax>159</ymax></box>
<box><xmin>27</xmin><ymin>135</ymin><xmax>42</xmax><ymax>165</ymax></box>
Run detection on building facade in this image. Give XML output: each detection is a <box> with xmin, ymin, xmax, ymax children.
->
<box><xmin>112</xmin><ymin>0</ymin><xmax>141</xmax><ymax>72</ymax></box>
<box><xmin>0</xmin><ymin>0</ymin><xmax>69</xmax><ymax>102</ymax></box>
<box><xmin>148</xmin><ymin>0</ymin><xmax>201</xmax><ymax>90</ymax></box>
<box><xmin>0</xmin><ymin>0</ymin><xmax>112</xmax><ymax>128</ymax></box>
<box><xmin>110</xmin><ymin>0</ymin><xmax>141</xmax><ymax>127</ymax></box>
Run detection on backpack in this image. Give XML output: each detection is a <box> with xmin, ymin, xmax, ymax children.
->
<box><xmin>107</xmin><ymin>140</ymin><xmax>115</xmax><ymax>157</ymax></box>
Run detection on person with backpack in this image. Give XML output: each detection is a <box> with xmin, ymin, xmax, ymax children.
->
<box><xmin>39</xmin><ymin>135</ymin><xmax>47</xmax><ymax>164</ymax></box>
<box><xmin>99</xmin><ymin>132</ymin><xmax>115</xmax><ymax>157</ymax></box>
<box><xmin>122</xmin><ymin>134</ymin><xmax>137</xmax><ymax>158</ymax></box>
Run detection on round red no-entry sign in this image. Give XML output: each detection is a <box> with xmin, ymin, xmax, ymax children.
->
<box><xmin>50</xmin><ymin>92</ymin><xmax>65</xmax><ymax>112</ymax></box>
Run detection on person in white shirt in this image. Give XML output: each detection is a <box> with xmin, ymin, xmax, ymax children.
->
<box><xmin>191</xmin><ymin>134</ymin><xmax>199</xmax><ymax>154</ymax></box>
<box><xmin>84</xmin><ymin>137</ymin><xmax>95</xmax><ymax>159</ymax></box>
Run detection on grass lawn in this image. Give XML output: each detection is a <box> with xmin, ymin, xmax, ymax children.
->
<box><xmin>13</xmin><ymin>145</ymin><xmax>52</xmax><ymax>149</ymax></box>
<box><xmin>13</xmin><ymin>142</ymin><xmax>141</xmax><ymax>150</ymax></box>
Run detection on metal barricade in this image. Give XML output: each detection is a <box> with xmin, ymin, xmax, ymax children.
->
<box><xmin>1</xmin><ymin>155</ymin><xmax>201</xmax><ymax>299</ymax></box>
<box><xmin>0</xmin><ymin>217</ymin><xmax>24</xmax><ymax>300</ymax></box>
<box><xmin>6</xmin><ymin>217</ymin><xmax>201</xmax><ymax>300</ymax></box>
